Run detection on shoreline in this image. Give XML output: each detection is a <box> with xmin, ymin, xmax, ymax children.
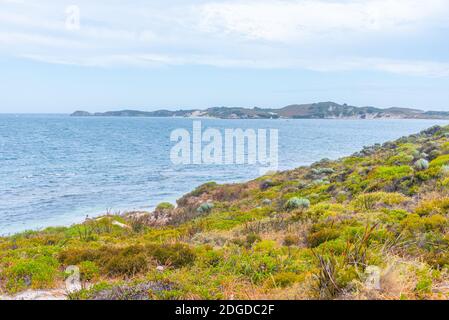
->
<box><xmin>3</xmin><ymin>113</ymin><xmax>449</xmax><ymax>121</ymax></box>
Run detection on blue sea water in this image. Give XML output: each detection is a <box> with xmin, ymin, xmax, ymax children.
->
<box><xmin>0</xmin><ymin>114</ymin><xmax>447</xmax><ymax>235</ymax></box>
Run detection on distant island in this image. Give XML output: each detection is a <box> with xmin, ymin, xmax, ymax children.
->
<box><xmin>71</xmin><ymin>101</ymin><xmax>449</xmax><ymax>120</ymax></box>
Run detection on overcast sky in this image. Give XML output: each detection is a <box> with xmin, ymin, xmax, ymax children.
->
<box><xmin>1</xmin><ymin>0</ymin><xmax>449</xmax><ymax>113</ymax></box>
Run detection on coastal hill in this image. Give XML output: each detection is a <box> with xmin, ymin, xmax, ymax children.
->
<box><xmin>3</xmin><ymin>125</ymin><xmax>449</xmax><ymax>299</ymax></box>
<box><xmin>71</xmin><ymin>101</ymin><xmax>449</xmax><ymax>119</ymax></box>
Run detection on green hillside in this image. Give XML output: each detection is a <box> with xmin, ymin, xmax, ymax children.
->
<box><xmin>3</xmin><ymin>125</ymin><xmax>449</xmax><ymax>299</ymax></box>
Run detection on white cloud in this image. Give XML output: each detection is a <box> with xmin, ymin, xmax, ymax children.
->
<box><xmin>0</xmin><ymin>0</ymin><xmax>448</xmax><ymax>77</ymax></box>
<box><xmin>197</xmin><ymin>0</ymin><xmax>449</xmax><ymax>41</ymax></box>
<box><xmin>0</xmin><ymin>31</ymin><xmax>89</xmax><ymax>48</ymax></box>
<box><xmin>19</xmin><ymin>52</ymin><xmax>449</xmax><ymax>78</ymax></box>
<box><xmin>302</xmin><ymin>57</ymin><xmax>449</xmax><ymax>77</ymax></box>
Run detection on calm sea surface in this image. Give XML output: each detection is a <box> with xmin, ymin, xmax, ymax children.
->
<box><xmin>0</xmin><ymin>115</ymin><xmax>447</xmax><ymax>234</ymax></box>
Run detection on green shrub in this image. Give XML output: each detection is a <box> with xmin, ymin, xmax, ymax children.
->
<box><xmin>245</xmin><ymin>233</ymin><xmax>262</xmax><ymax>248</ymax></box>
<box><xmin>2</xmin><ymin>256</ymin><xmax>59</xmax><ymax>293</ymax></box>
<box><xmin>283</xmin><ymin>235</ymin><xmax>300</xmax><ymax>247</ymax></box>
<box><xmin>440</xmin><ymin>177</ymin><xmax>449</xmax><ymax>188</ymax></box>
<box><xmin>414</xmin><ymin>159</ymin><xmax>429</xmax><ymax>171</ymax></box>
<box><xmin>129</xmin><ymin>218</ymin><xmax>147</xmax><ymax>234</ymax></box>
<box><xmin>189</xmin><ymin>182</ymin><xmax>217</xmax><ymax>196</ymax></box>
<box><xmin>400</xmin><ymin>214</ymin><xmax>425</xmax><ymax>233</ymax></box>
<box><xmin>156</xmin><ymin>202</ymin><xmax>174</xmax><ymax>211</ymax></box>
<box><xmin>260</xmin><ymin>179</ymin><xmax>276</xmax><ymax>190</ymax></box>
<box><xmin>370</xmin><ymin>166</ymin><xmax>413</xmax><ymax>181</ymax></box>
<box><xmin>381</xmin><ymin>209</ymin><xmax>409</xmax><ymax>223</ymax></box>
<box><xmin>58</xmin><ymin>247</ymin><xmax>104</xmax><ymax>266</ymax></box>
<box><xmin>415</xmin><ymin>166</ymin><xmax>441</xmax><ymax>181</ymax></box>
<box><xmin>307</xmin><ymin>228</ymin><xmax>340</xmax><ymax>248</ymax></box>
<box><xmin>425</xmin><ymin>252</ymin><xmax>449</xmax><ymax>269</ymax></box>
<box><xmin>58</xmin><ymin>243</ymin><xmax>196</xmax><ymax>276</ymax></box>
<box><xmin>388</xmin><ymin>153</ymin><xmax>414</xmax><ymax>165</ymax></box>
<box><xmin>414</xmin><ymin>198</ymin><xmax>449</xmax><ymax>216</ymax></box>
<box><xmin>79</xmin><ymin>261</ymin><xmax>100</xmax><ymax>281</ymax></box>
<box><xmin>441</xmin><ymin>165</ymin><xmax>449</xmax><ymax>175</ymax></box>
<box><xmin>316</xmin><ymin>239</ymin><xmax>347</xmax><ymax>255</ymax></box>
<box><xmin>285</xmin><ymin>197</ymin><xmax>310</xmax><ymax>211</ymax></box>
<box><xmin>401</xmin><ymin>214</ymin><xmax>447</xmax><ymax>233</ymax></box>
<box><xmin>312</xmin><ymin>168</ymin><xmax>335</xmax><ymax>175</ymax></box>
<box><xmin>146</xmin><ymin>243</ymin><xmax>196</xmax><ymax>268</ymax></box>
<box><xmin>201</xmin><ymin>249</ymin><xmax>223</xmax><ymax>267</ymax></box>
<box><xmin>262</xmin><ymin>199</ymin><xmax>272</xmax><ymax>206</ymax></box>
<box><xmin>197</xmin><ymin>202</ymin><xmax>214</xmax><ymax>214</ymax></box>
<box><xmin>313</xmin><ymin>255</ymin><xmax>341</xmax><ymax>299</ymax></box>
<box><xmin>352</xmin><ymin>192</ymin><xmax>408</xmax><ymax>211</ymax></box>
<box><xmin>423</xmin><ymin>214</ymin><xmax>448</xmax><ymax>231</ymax></box>
<box><xmin>430</xmin><ymin>155</ymin><xmax>449</xmax><ymax>168</ymax></box>
<box><xmin>429</xmin><ymin>150</ymin><xmax>441</xmax><ymax>160</ymax></box>
<box><xmin>415</xmin><ymin>274</ymin><xmax>432</xmax><ymax>294</ymax></box>
<box><xmin>103</xmin><ymin>246</ymin><xmax>150</xmax><ymax>277</ymax></box>
<box><xmin>269</xmin><ymin>272</ymin><xmax>299</xmax><ymax>288</ymax></box>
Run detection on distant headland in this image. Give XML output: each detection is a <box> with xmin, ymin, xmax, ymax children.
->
<box><xmin>71</xmin><ymin>101</ymin><xmax>449</xmax><ymax>120</ymax></box>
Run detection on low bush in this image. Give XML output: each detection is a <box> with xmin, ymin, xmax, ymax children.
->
<box><xmin>414</xmin><ymin>159</ymin><xmax>430</xmax><ymax>171</ymax></box>
<box><xmin>268</xmin><ymin>272</ymin><xmax>299</xmax><ymax>288</ymax></box>
<box><xmin>145</xmin><ymin>243</ymin><xmax>196</xmax><ymax>268</ymax></box>
<box><xmin>156</xmin><ymin>202</ymin><xmax>175</xmax><ymax>211</ymax></box>
<box><xmin>2</xmin><ymin>256</ymin><xmax>59</xmax><ymax>293</ymax></box>
<box><xmin>245</xmin><ymin>233</ymin><xmax>262</xmax><ymax>248</ymax></box>
<box><xmin>79</xmin><ymin>261</ymin><xmax>100</xmax><ymax>281</ymax></box>
<box><xmin>285</xmin><ymin>197</ymin><xmax>310</xmax><ymax>211</ymax></box>
<box><xmin>401</xmin><ymin>214</ymin><xmax>448</xmax><ymax>234</ymax></box>
<box><xmin>307</xmin><ymin>228</ymin><xmax>340</xmax><ymax>248</ymax></box>
<box><xmin>430</xmin><ymin>155</ymin><xmax>449</xmax><ymax>168</ymax></box>
<box><xmin>103</xmin><ymin>246</ymin><xmax>150</xmax><ymax>277</ymax></box>
<box><xmin>370</xmin><ymin>166</ymin><xmax>413</xmax><ymax>181</ymax></box>
<box><xmin>197</xmin><ymin>202</ymin><xmax>214</xmax><ymax>214</ymax></box>
<box><xmin>58</xmin><ymin>243</ymin><xmax>196</xmax><ymax>277</ymax></box>
<box><xmin>387</xmin><ymin>153</ymin><xmax>414</xmax><ymax>165</ymax></box>
<box><xmin>414</xmin><ymin>198</ymin><xmax>449</xmax><ymax>216</ymax></box>
<box><xmin>352</xmin><ymin>192</ymin><xmax>408</xmax><ymax>211</ymax></box>
<box><xmin>283</xmin><ymin>235</ymin><xmax>300</xmax><ymax>247</ymax></box>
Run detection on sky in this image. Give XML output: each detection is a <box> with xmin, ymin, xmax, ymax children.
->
<box><xmin>1</xmin><ymin>0</ymin><xmax>449</xmax><ymax>113</ymax></box>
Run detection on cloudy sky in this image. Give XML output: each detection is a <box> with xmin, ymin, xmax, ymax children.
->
<box><xmin>1</xmin><ymin>0</ymin><xmax>449</xmax><ymax>112</ymax></box>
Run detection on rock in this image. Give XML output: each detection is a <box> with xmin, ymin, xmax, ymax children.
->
<box><xmin>112</xmin><ymin>220</ymin><xmax>130</xmax><ymax>229</ymax></box>
<box><xmin>90</xmin><ymin>282</ymin><xmax>174</xmax><ymax>300</ymax></box>
<box><xmin>124</xmin><ymin>211</ymin><xmax>171</xmax><ymax>228</ymax></box>
<box><xmin>0</xmin><ymin>289</ymin><xmax>67</xmax><ymax>300</ymax></box>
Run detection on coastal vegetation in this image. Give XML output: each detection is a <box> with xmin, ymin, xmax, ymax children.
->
<box><xmin>71</xmin><ymin>101</ymin><xmax>449</xmax><ymax>120</ymax></box>
<box><xmin>3</xmin><ymin>125</ymin><xmax>449</xmax><ymax>299</ymax></box>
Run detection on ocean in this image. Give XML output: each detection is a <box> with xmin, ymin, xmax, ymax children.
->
<box><xmin>0</xmin><ymin>114</ymin><xmax>447</xmax><ymax>235</ymax></box>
